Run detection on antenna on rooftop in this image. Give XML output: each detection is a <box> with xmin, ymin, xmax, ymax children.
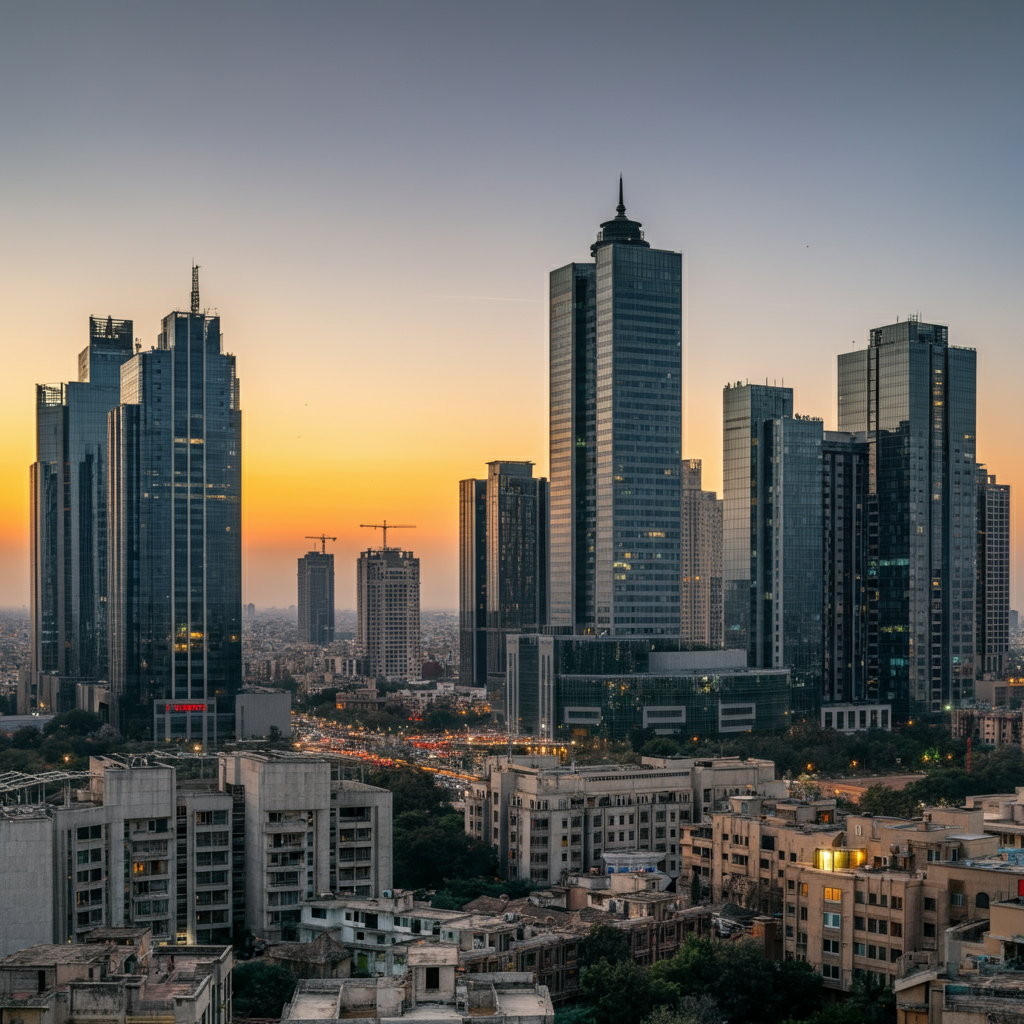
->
<box><xmin>191</xmin><ymin>264</ymin><xmax>201</xmax><ymax>315</ymax></box>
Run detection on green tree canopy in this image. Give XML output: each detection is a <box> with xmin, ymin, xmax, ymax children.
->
<box><xmin>580</xmin><ymin>958</ymin><xmax>679</xmax><ymax>1024</ymax></box>
<box><xmin>232</xmin><ymin>961</ymin><xmax>296</xmax><ymax>1018</ymax></box>
<box><xmin>581</xmin><ymin>924</ymin><xmax>632</xmax><ymax>967</ymax></box>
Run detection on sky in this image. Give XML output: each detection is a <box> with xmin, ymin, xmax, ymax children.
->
<box><xmin>1</xmin><ymin>1</ymin><xmax>1023</xmax><ymax>610</ymax></box>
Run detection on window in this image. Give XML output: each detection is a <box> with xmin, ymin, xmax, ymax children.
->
<box><xmin>824</xmin><ymin>888</ymin><xmax>841</xmax><ymax>902</ymax></box>
<box><xmin>892</xmin><ymin>896</ymin><xmax>903</xmax><ymax>910</ymax></box>
<box><xmin>924</xmin><ymin>897</ymin><xmax>936</xmax><ymax>911</ymax></box>
<box><xmin>923</xmin><ymin>923</ymin><xmax>936</xmax><ymax>938</ymax></box>
<box><xmin>854</xmin><ymin>917</ymin><xmax>865</xmax><ymax>931</ymax></box>
<box><xmin>868</xmin><ymin>919</ymin><xmax>877</xmax><ymax>933</ymax></box>
<box><xmin>800</xmin><ymin>907</ymin><xmax>808</xmax><ymax>921</ymax></box>
<box><xmin>822</xmin><ymin>938</ymin><xmax>840</xmax><ymax>955</ymax></box>
<box><xmin>823</xmin><ymin>913</ymin><xmax>841</xmax><ymax>929</ymax></box>
<box><xmin>890</xmin><ymin>922</ymin><xmax>902</xmax><ymax>938</ymax></box>
<box><xmin>950</xmin><ymin>893</ymin><xmax>966</xmax><ymax>907</ymax></box>
<box><xmin>868</xmin><ymin>892</ymin><xmax>877</xmax><ymax>905</ymax></box>
<box><xmin>821</xmin><ymin>964</ymin><xmax>840</xmax><ymax>980</ymax></box>
<box><xmin>854</xmin><ymin>890</ymin><xmax>865</xmax><ymax>904</ymax></box>
<box><xmin>854</xmin><ymin>942</ymin><xmax>866</xmax><ymax>956</ymax></box>
<box><xmin>800</xmin><ymin>883</ymin><xmax>808</xmax><ymax>896</ymax></box>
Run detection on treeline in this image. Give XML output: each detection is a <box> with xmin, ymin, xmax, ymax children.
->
<box><xmin>563</xmin><ymin>926</ymin><xmax>894</xmax><ymax>1024</ymax></box>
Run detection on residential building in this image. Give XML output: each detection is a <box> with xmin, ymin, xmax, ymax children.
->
<box><xmin>976</xmin><ymin>469</ymin><xmax>1010</xmax><ymax>679</ymax></box>
<box><xmin>27</xmin><ymin>316</ymin><xmax>134</xmax><ymax>712</ymax></box>
<box><xmin>464</xmin><ymin>754</ymin><xmax>783</xmax><ymax>885</ymax></box>
<box><xmin>504</xmin><ymin>636</ymin><xmax>792</xmax><ymax>740</ymax></box>
<box><xmin>297</xmin><ymin>546</ymin><xmax>335</xmax><ymax>646</ymax></box>
<box><xmin>0</xmin><ymin>936</ymin><xmax>233</xmax><ymax>1024</ymax></box>
<box><xmin>548</xmin><ymin>181</ymin><xmax>682</xmax><ymax>636</ymax></box>
<box><xmin>356</xmin><ymin>547</ymin><xmax>420</xmax><ymax>682</ymax></box>
<box><xmin>679</xmin><ymin>460</ymin><xmax>723</xmax><ymax>648</ymax></box>
<box><xmin>0</xmin><ymin>752</ymin><xmax>392</xmax><ymax>955</ymax></box>
<box><xmin>108</xmin><ymin>269</ymin><xmax>242</xmax><ymax>742</ymax></box>
<box><xmin>722</xmin><ymin>382</ymin><xmax>793</xmax><ymax>652</ymax></box>
<box><xmin>951</xmin><ymin>708</ymin><xmax>1022</xmax><ymax>748</ymax></box>
<box><xmin>838</xmin><ymin>316</ymin><xmax>978</xmax><ymax>718</ymax></box>
<box><xmin>459</xmin><ymin>463</ymin><xmax>548</xmax><ymax>692</ymax></box>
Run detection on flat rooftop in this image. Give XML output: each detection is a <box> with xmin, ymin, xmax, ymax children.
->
<box><xmin>0</xmin><ymin>945</ymin><xmax>113</xmax><ymax>967</ymax></box>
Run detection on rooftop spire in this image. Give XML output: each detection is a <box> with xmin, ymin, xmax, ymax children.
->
<box><xmin>191</xmin><ymin>264</ymin><xmax>200</xmax><ymax>315</ymax></box>
<box><xmin>591</xmin><ymin>178</ymin><xmax>650</xmax><ymax>257</ymax></box>
<box><xmin>617</xmin><ymin>175</ymin><xmax>626</xmax><ymax>217</ymax></box>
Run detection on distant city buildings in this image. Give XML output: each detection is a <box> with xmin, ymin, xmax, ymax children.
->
<box><xmin>548</xmin><ymin>182</ymin><xmax>683</xmax><ymax>636</ymax></box>
<box><xmin>297</xmin><ymin>541</ymin><xmax>336</xmax><ymax>646</ymax></box>
<box><xmin>458</xmin><ymin>462</ymin><xmax>548</xmax><ymax>691</ymax></box>
<box><xmin>679</xmin><ymin>460</ymin><xmax>722</xmax><ymax>648</ymax></box>
<box><xmin>357</xmin><ymin>545</ymin><xmax>421</xmax><ymax>682</ymax></box>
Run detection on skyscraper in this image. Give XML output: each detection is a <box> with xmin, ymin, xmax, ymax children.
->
<box><xmin>822</xmin><ymin>431</ymin><xmax>870</xmax><ymax>705</ymax></box>
<box><xmin>548</xmin><ymin>182</ymin><xmax>682</xmax><ymax>635</ymax></box>
<box><xmin>298</xmin><ymin>542</ymin><xmax>336</xmax><ymax>645</ymax></box>
<box><xmin>458</xmin><ymin>478</ymin><xmax>487</xmax><ymax>687</ymax></box>
<box><xmin>976</xmin><ymin>468</ymin><xmax>1010</xmax><ymax>679</ymax></box>
<box><xmin>108</xmin><ymin>269</ymin><xmax>242</xmax><ymax>741</ymax></box>
<box><xmin>357</xmin><ymin>546</ymin><xmax>420</xmax><ymax>682</ymax></box>
<box><xmin>459</xmin><ymin>462</ymin><xmax>548</xmax><ymax>689</ymax></box>
<box><xmin>722</xmin><ymin>383</ymin><xmax>793</xmax><ymax>651</ymax></box>
<box><xmin>679</xmin><ymin>459</ymin><xmax>723</xmax><ymax>647</ymax></box>
<box><xmin>28</xmin><ymin>317</ymin><xmax>134</xmax><ymax>713</ymax></box>
<box><xmin>838</xmin><ymin>316</ymin><xmax>977</xmax><ymax>718</ymax></box>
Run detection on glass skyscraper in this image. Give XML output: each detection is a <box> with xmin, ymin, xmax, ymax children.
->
<box><xmin>549</xmin><ymin>183</ymin><xmax>682</xmax><ymax>635</ymax></box>
<box><xmin>29</xmin><ymin>317</ymin><xmax>134</xmax><ymax>709</ymax></box>
<box><xmin>108</xmin><ymin>272</ymin><xmax>242</xmax><ymax>741</ymax></box>
<box><xmin>722</xmin><ymin>383</ymin><xmax>792</xmax><ymax>651</ymax></box>
<box><xmin>458</xmin><ymin>462</ymin><xmax>548</xmax><ymax>690</ymax></box>
<box><xmin>976</xmin><ymin>468</ymin><xmax>1010</xmax><ymax>679</ymax></box>
<box><xmin>837</xmin><ymin>317</ymin><xmax>977</xmax><ymax>718</ymax></box>
<box><xmin>679</xmin><ymin>459</ymin><xmax>723</xmax><ymax>648</ymax></box>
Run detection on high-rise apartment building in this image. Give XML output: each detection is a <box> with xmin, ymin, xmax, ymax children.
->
<box><xmin>458</xmin><ymin>479</ymin><xmax>487</xmax><ymax>687</ymax></box>
<box><xmin>297</xmin><ymin>545</ymin><xmax>335</xmax><ymax>645</ymax></box>
<box><xmin>357</xmin><ymin>547</ymin><xmax>420</xmax><ymax>682</ymax></box>
<box><xmin>822</xmin><ymin>431</ymin><xmax>870</xmax><ymax>705</ymax></box>
<box><xmin>838</xmin><ymin>317</ymin><xmax>977</xmax><ymax>717</ymax></box>
<box><xmin>976</xmin><ymin>468</ymin><xmax>1010</xmax><ymax>679</ymax></box>
<box><xmin>108</xmin><ymin>270</ymin><xmax>242</xmax><ymax>741</ymax></box>
<box><xmin>722</xmin><ymin>383</ymin><xmax>793</xmax><ymax>652</ymax></box>
<box><xmin>28</xmin><ymin>317</ymin><xmax>134</xmax><ymax>711</ymax></box>
<box><xmin>548</xmin><ymin>183</ymin><xmax>682</xmax><ymax>635</ymax></box>
<box><xmin>679</xmin><ymin>460</ymin><xmax>723</xmax><ymax>648</ymax></box>
<box><xmin>459</xmin><ymin>462</ymin><xmax>548</xmax><ymax>690</ymax></box>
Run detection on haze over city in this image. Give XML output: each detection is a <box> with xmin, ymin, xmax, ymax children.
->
<box><xmin>2</xmin><ymin>1</ymin><xmax>1022</xmax><ymax>611</ymax></box>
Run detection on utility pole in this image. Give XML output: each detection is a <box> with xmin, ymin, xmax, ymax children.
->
<box><xmin>359</xmin><ymin>520</ymin><xmax>415</xmax><ymax>549</ymax></box>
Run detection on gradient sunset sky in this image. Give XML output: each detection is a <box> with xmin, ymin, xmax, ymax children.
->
<box><xmin>2</xmin><ymin>2</ymin><xmax>1023</xmax><ymax>610</ymax></box>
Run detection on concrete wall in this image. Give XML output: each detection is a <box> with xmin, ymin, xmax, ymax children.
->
<box><xmin>0</xmin><ymin>814</ymin><xmax>56</xmax><ymax>956</ymax></box>
<box><xmin>235</xmin><ymin>693</ymin><xmax>292</xmax><ymax>739</ymax></box>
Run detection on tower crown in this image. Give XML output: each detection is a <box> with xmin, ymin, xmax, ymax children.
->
<box><xmin>591</xmin><ymin>177</ymin><xmax>650</xmax><ymax>256</ymax></box>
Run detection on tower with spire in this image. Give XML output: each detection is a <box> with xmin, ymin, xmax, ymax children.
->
<box><xmin>107</xmin><ymin>267</ymin><xmax>242</xmax><ymax>742</ymax></box>
<box><xmin>548</xmin><ymin>182</ymin><xmax>683</xmax><ymax>636</ymax></box>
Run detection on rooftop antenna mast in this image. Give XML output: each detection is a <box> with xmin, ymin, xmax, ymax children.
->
<box><xmin>305</xmin><ymin>534</ymin><xmax>337</xmax><ymax>555</ymax></box>
<box><xmin>359</xmin><ymin>520</ymin><xmax>415</xmax><ymax>550</ymax></box>
<box><xmin>191</xmin><ymin>264</ymin><xmax>200</xmax><ymax>315</ymax></box>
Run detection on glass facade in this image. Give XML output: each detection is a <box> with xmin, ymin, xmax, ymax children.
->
<box><xmin>680</xmin><ymin>459</ymin><xmax>723</xmax><ymax>647</ymax></box>
<box><xmin>30</xmin><ymin>317</ymin><xmax>134</xmax><ymax>703</ymax></box>
<box><xmin>976</xmin><ymin>469</ymin><xmax>1010</xmax><ymax>678</ymax></box>
<box><xmin>505</xmin><ymin>635</ymin><xmax>790</xmax><ymax>739</ymax></box>
<box><xmin>297</xmin><ymin>551</ymin><xmax>335</xmax><ymax>645</ymax></box>
<box><xmin>108</xmin><ymin>300</ymin><xmax>242</xmax><ymax>739</ymax></box>
<box><xmin>764</xmin><ymin>416</ymin><xmax>824</xmax><ymax>715</ymax></box>
<box><xmin>458</xmin><ymin>478</ymin><xmax>487</xmax><ymax>686</ymax></box>
<box><xmin>722</xmin><ymin>384</ymin><xmax>792</xmax><ymax>651</ymax></box>
<box><xmin>549</xmin><ymin>188</ymin><xmax>682</xmax><ymax>635</ymax></box>
<box><xmin>822</xmin><ymin>432</ymin><xmax>870</xmax><ymax>704</ymax></box>
<box><xmin>837</xmin><ymin>318</ymin><xmax>977</xmax><ymax>718</ymax></box>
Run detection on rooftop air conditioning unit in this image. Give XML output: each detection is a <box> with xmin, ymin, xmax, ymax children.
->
<box><xmin>382</xmin><ymin>889</ymin><xmax>393</xmax><ymax>898</ymax></box>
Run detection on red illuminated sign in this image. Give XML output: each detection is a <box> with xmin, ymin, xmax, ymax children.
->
<box><xmin>170</xmin><ymin>703</ymin><xmax>208</xmax><ymax>712</ymax></box>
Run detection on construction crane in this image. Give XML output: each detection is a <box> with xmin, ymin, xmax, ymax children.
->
<box><xmin>359</xmin><ymin>520</ymin><xmax>415</xmax><ymax>549</ymax></box>
<box><xmin>305</xmin><ymin>534</ymin><xmax>337</xmax><ymax>554</ymax></box>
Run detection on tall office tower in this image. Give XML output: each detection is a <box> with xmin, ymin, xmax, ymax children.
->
<box><xmin>108</xmin><ymin>269</ymin><xmax>242</xmax><ymax>741</ymax></box>
<box><xmin>722</xmin><ymin>383</ymin><xmax>793</xmax><ymax>651</ymax></box>
<box><xmin>679</xmin><ymin>459</ymin><xmax>723</xmax><ymax>647</ymax></box>
<box><xmin>976</xmin><ymin>468</ymin><xmax>1010</xmax><ymax>679</ymax></box>
<box><xmin>838</xmin><ymin>317</ymin><xmax>977</xmax><ymax>718</ymax></box>
<box><xmin>298</xmin><ymin>546</ymin><xmax>336</xmax><ymax>645</ymax></box>
<box><xmin>761</xmin><ymin>416</ymin><xmax>824</xmax><ymax>714</ymax></box>
<box><xmin>356</xmin><ymin>546</ymin><xmax>420</xmax><ymax>681</ymax></box>
<box><xmin>549</xmin><ymin>182</ymin><xmax>682</xmax><ymax>635</ymax></box>
<box><xmin>28</xmin><ymin>317</ymin><xmax>134</xmax><ymax>714</ymax></box>
<box><xmin>822</xmin><ymin>431</ymin><xmax>870</xmax><ymax>705</ymax></box>
<box><xmin>458</xmin><ymin>478</ymin><xmax>487</xmax><ymax>686</ymax></box>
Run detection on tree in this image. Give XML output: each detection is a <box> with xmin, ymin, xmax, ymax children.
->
<box><xmin>554</xmin><ymin>1006</ymin><xmax>596</xmax><ymax>1024</ymax></box>
<box><xmin>581</xmin><ymin>924</ymin><xmax>632</xmax><ymax>967</ymax></box>
<box><xmin>847</xmin><ymin>972</ymin><xmax>896</xmax><ymax>1024</ymax></box>
<box><xmin>580</xmin><ymin>958</ymin><xmax>678</xmax><ymax>1024</ymax></box>
<box><xmin>10</xmin><ymin>726</ymin><xmax>42</xmax><ymax>749</ymax></box>
<box><xmin>43</xmin><ymin>710</ymin><xmax>101</xmax><ymax>738</ymax></box>
<box><xmin>232</xmin><ymin>961</ymin><xmax>296</xmax><ymax>1018</ymax></box>
<box><xmin>643</xmin><ymin>997</ymin><xmax>726</xmax><ymax>1024</ymax></box>
<box><xmin>856</xmin><ymin>784</ymin><xmax>919</xmax><ymax>818</ymax></box>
